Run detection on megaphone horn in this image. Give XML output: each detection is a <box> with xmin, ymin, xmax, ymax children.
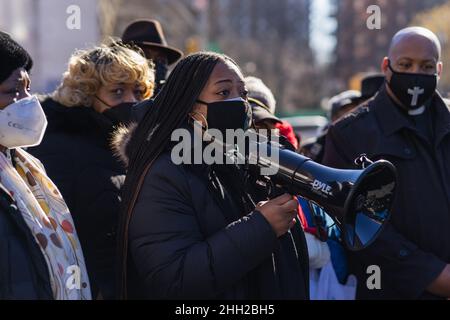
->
<box><xmin>250</xmin><ymin>142</ymin><xmax>397</xmax><ymax>251</ymax></box>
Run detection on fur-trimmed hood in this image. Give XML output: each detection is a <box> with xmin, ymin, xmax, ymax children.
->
<box><xmin>111</xmin><ymin>122</ymin><xmax>138</xmax><ymax>168</ymax></box>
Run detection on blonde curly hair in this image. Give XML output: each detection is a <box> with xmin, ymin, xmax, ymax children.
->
<box><xmin>53</xmin><ymin>40</ymin><xmax>155</xmax><ymax>107</ymax></box>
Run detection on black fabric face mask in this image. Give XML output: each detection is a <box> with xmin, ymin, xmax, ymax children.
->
<box><xmin>101</xmin><ymin>101</ymin><xmax>136</xmax><ymax>125</ymax></box>
<box><xmin>196</xmin><ymin>98</ymin><xmax>252</xmax><ymax>136</ymax></box>
<box><xmin>387</xmin><ymin>60</ymin><xmax>437</xmax><ymax>112</ymax></box>
<box><xmin>154</xmin><ymin>61</ymin><xmax>169</xmax><ymax>95</ymax></box>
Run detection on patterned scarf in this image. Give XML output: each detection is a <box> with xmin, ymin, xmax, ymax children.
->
<box><xmin>0</xmin><ymin>148</ymin><xmax>91</xmax><ymax>300</ymax></box>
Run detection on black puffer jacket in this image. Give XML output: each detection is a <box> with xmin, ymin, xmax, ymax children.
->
<box><xmin>0</xmin><ymin>179</ymin><xmax>53</xmax><ymax>300</ymax></box>
<box><xmin>115</xmin><ymin>125</ymin><xmax>310</xmax><ymax>300</ymax></box>
<box><xmin>28</xmin><ymin>96</ymin><xmax>126</xmax><ymax>299</ymax></box>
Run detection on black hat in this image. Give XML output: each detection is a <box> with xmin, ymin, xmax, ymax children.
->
<box><xmin>248</xmin><ymin>97</ymin><xmax>282</xmax><ymax>124</ymax></box>
<box><xmin>329</xmin><ymin>90</ymin><xmax>362</xmax><ymax>119</ymax></box>
<box><xmin>0</xmin><ymin>31</ymin><xmax>33</xmax><ymax>83</ymax></box>
<box><xmin>122</xmin><ymin>20</ymin><xmax>183</xmax><ymax>65</ymax></box>
<box><xmin>245</xmin><ymin>76</ymin><xmax>282</xmax><ymax>124</ymax></box>
<box><xmin>361</xmin><ymin>74</ymin><xmax>385</xmax><ymax>99</ymax></box>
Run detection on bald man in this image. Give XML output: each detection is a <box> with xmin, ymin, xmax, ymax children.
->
<box><xmin>322</xmin><ymin>27</ymin><xmax>450</xmax><ymax>299</ymax></box>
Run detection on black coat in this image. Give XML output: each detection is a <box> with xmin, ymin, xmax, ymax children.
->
<box><xmin>28</xmin><ymin>97</ymin><xmax>126</xmax><ymax>299</ymax></box>
<box><xmin>322</xmin><ymin>86</ymin><xmax>450</xmax><ymax>299</ymax></box>
<box><xmin>118</xmin><ymin>128</ymin><xmax>309</xmax><ymax>299</ymax></box>
<box><xmin>0</xmin><ymin>177</ymin><xmax>53</xmax><ymax>299</ymax></box>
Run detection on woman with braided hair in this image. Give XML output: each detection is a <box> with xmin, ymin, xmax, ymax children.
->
<box><xmin>115</xmin><ymin>52</ymin><xmax>309</xmax><ymax>300</ymax></box>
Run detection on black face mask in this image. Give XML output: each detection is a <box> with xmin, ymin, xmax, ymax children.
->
<box><xmin>101</xmin><ymin>102</ymin><xmax>136</xmax><ymax>125</ymax></box>
<box><xmin>154</xmin><ymin>62</ymin><xmax>169</xmax><ymax>95</ymax></box>
<box><xmin>196</xmin><ymin>98</ymin><xmax>252</xmax><ymax>136</ymax></box>
<box><xmin>387</xmin><ymin>60</ymin><xmax>437</xmax><ymax>112</ymax></box>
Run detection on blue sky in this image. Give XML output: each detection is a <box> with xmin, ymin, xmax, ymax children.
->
<box><xmin>310</xmin><ymin>0</ymin><xmax>336</xmax><ymax>65</ymax></box>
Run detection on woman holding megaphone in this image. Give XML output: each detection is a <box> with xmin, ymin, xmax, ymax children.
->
<box><xmin>115</xmin><ymin>52</ymin><xmax>310</xmax><ymax>300</ymax></box>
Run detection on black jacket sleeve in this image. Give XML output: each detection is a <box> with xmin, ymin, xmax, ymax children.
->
<box><xmin>0</xmin><ymin>195</ymin><xmax>53</xmax><ymax>299</ymax></box>
<box><xmin>322</xmin><ymin>125</ymin><xmax>447</xmax><ymax>299</ymax></box>
<box><xmin>129</xmin><ymin>157</ymin><xmax>279</xmax><ymax>299</ymax></box>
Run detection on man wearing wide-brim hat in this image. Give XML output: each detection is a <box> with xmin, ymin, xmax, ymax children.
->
<box><xmin>122</xmin><ymin>19</ymin><xmax>184</xmax><ymax>93</ymax></box>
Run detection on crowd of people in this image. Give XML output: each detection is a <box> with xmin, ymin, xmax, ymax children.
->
<box><xmin>0</xmin><ymin>18</ymin><xmax>449</xmax><ymax>300</ymax></box>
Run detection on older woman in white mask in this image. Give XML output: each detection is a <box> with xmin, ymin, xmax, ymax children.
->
<box><xmin>0</xmin><ymin>31</ymin><xmax>91</xmax><ymax>300</ymax></box>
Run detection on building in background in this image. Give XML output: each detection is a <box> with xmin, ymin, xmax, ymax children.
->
<box><xmin>112</xmin><ymin>0</ymin><xmax>315</xmax><ymax>112</ymax></box>
<box><xmin>208</xmin><ymin>0</ymin><xmax>313</xmax><ymax>112</ymax></box>
<box><xmin>333</xmin><ymin>0</ymin><xmax>447</xmax><ymax>87</ymax></box>
<box><xmin>0</xmin><ymin>0</ymin><xmax>317</xmax><ymax>112</ymax></box>
<box><xmin>2</xmin><ymin>0</ymin><xmax>448</xmax><ymax>112</ymax></box>
<box><xmin>0</xmin><ymin>0</ymin><xmax>100</xmax><ymax>94</ymax></box>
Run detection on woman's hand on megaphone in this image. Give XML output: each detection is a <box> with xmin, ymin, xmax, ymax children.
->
<box><xmin>256</xmin><ymin>193</ymin><xmax>298</xmax><ymax>238</ymax></box>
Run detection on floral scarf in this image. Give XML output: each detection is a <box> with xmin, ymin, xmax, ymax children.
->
<box><xmin>0</xmin><ymin>148</ymin><xmax>91</xmax><ymax>300</ymax></box>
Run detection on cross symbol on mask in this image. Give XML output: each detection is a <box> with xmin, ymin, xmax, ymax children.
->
<box><xmin>407</xmin><ymin>86</ymin><xmax>424</xmax><ymax>106</ymax></box>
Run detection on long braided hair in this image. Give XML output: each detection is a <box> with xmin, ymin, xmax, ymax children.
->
<box><xmin>117</xmin><ymin>51</ymin><xmax>241</xmax><ymax>298</ymax></box>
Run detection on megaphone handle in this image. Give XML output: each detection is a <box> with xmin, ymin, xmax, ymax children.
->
<box><xmin>267</xmin><ymin>179</ymin><xmax>290</xmax><ymax>199</ymax></box>
<box><xmin>354</xmin><ymin>154</ymin><xmax>374</xmax><ymax>169</ymax></box>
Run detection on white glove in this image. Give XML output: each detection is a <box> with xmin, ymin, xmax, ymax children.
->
<box><xmin>305</xmin><ymin>232</ymin><xmax>331</xmax><ymax>269</ymax></box>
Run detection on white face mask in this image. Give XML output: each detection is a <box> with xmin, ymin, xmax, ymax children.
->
<box><xmin>0</xmin><ymin>95</ymin><xmax>48</xmax><ymax>149</ymax></box>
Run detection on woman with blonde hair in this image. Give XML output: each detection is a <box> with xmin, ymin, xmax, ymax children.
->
<box><xmin>29</xmin><ymin>40</ymin><xmax>155</xmax><ymax>299</ymax></box>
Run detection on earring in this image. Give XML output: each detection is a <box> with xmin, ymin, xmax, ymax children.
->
<box><xmin>188</xmin><ymin>111</ymin><xmax>208</xmax><ymax>131</ymax></box>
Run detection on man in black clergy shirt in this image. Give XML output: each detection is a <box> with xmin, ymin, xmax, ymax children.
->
<box><xmin>322</xmin><ymin>26</ymin><xmax>450</xmax><ymax>299</ymax></box>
